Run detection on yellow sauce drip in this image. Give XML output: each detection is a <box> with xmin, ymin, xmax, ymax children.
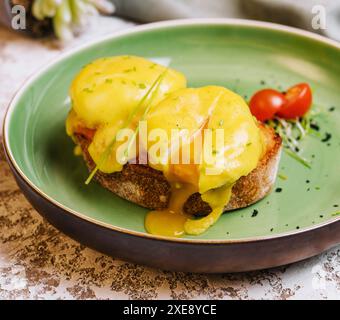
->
<box><xmin>145</xmin><ymin>183</ymin><xmax>197</xmax><ymax>237</ymax></box>
<box><xmin>184</xmin><ymin>184</ymin><xmax>232</xmax><ymax>235</ymax></box>
<box><xmin>145</xmin><ymin>183</ymin><xmax>233</xmax><ymax>237</ymax></box>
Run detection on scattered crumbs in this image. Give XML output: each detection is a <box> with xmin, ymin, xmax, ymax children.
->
<box><xmin>296</xmin><ymin>226</ymin><xmax>300</xmax><ymax>229</ymax></box>
<box><xmin>306</xmin><ymin>180</ymin><xmax>310</xmax><ymax>184</ymax></box>
<box><xmin>278</xmin><ymin>173</ymin><xmax>287</xmax><ymax>180</ymax></box>
<box><xmin>246</xmin><ymin>142</ymin><xmax>252</xmax><ymax>147</ymax></box>
<box><xmin>320</xmin><ymin>215</ymin><xmax>324</xmax><ymax>218</ymax></box>
<box><xmin>226</xmin><ymin>232</ymin><xmax>229</xmax><ymax>235</ymax></box>
<box><xmin>266</xmin><ymin>201</ymin><xmax>270</xmax><ymax>205</ymax></box>
<box><xmin>260</xmin><ymin>80</ymin><xmax>266</xmax><ymax>85</ymax></box>
<box><xmin>327</xmin><ymin>143</ymin><xmax>331</xmax><ymax>147</ymax></box>
<box><xmin>334</xmin><ymin>204</ymin><xmax>339</xmax><ymax>208</ymax></box>
<box><xmin>307</xmin><ymin>188</ymin><xmax>311</xmax><ymax>192</ymax></box>
<box><xmin>138</xmin><ymin>83</ymin><xmax>146</xmax><ymax>89</ymax></box>
<box><xmin>270</xmin><ymin>228</ymin><xmax>274</xmax><ymax>232</ymax></box>
<box><xmin>275</xmin><ymin>187</ymin><xmax>282</xmax><ymax>193</ymax></box>
<box><xmin>311</xmin><ymin>154</ymin><xmax>315</xmax><ymax>158</ymax></box>
<box><xmin>321</xmin><ymin>132</ymin><xmax>332</xmax><ymax>143</ymax></box>
<box><xmin>315</xmin><ymin>186</ymin><xmax>320</xmax><ymax>190</ymax></box>
<box><xmin>241</xmin><ymin>215</ymin><xmax>244</xmax><ymax>218</ymax></box>
<box><xmin>94</xmin><ymin>71</ymin><xmax>102</xmax><ymax>75</ymax></box>
<box><xmin>219</xmin><ymin>119</ymin><xmax>224</xmax><ymax>126</ymax></box>
<box><xmin>312</xmin><ymin>221</ymin><xmax>315</xmax><ymax>224</ymax></box>
<box><xmin>294</xmin><ymin>147</ymin><xmax>300</xmax><ymax>152</ymax></box>
<box><xmin>285</xmin><ymin>224</ymin><xmax>289</xmax><ymax>227</ymax></box>
<box><xmin>121</xmin><ymin>80</ymin><xmax>127</xmax><ymax>85</ymax></box>
<box><xmin>251</xmin><ymin>209</ymin><xmax>259</xmax><ymax>217</ymax></box>
<box><xmin>149</xmin><ymin>63</ymin><xmax>157</xmax><ymax>69</ymax></box>
<box><xmin>105</xmin><ymin>78</ymin><xmax>113</xmax><ymax>84</ymax></box>
<box><xmin>328</xmin><ymin>106</ymin><xmax>335</xmax><ymax>112</ymax></box>
<box><xmin>243</xmin><ymin>95</ymin><xmax>248</xmax><ymax>100</ymax></box>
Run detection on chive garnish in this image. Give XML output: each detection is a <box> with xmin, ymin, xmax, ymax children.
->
<box><xmin>284</xmin><ymin>149</ymin><xmax>311</xmax><ymax>169</ymax></box>
<box><xmin>278</xmin><ymin>173</ymin><xmax>287</xmax><ymax>180</ymax></box>
<box><xmin>85</xmin><ymin>69</ymin><xmax>168</xmax><ymax>185</ymax></box>
<box><xmin>123</xmin><ymin>70</ymin><xmax>169</xmax><ymax>160</ymax></box>
<box><xmin>123</xmin><ymin>68</ymin><xmax>135</xmax><ymax>73</ymax></box>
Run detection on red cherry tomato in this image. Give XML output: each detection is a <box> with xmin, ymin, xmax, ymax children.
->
<box><xmin>249</xmin><ymin>89</ymin><xmax>286</xmax><ymax>122</ymax></box>
<box><xmin>277</xmin><ymin>83</ymin><xmax>312</xmax><ymax>119</ymax></box>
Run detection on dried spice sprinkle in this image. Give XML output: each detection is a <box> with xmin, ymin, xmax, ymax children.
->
<box><xmin>321</xmin><ymin>132</ymin><xmax>332</xmax><ymax>143</ymax></box>
<box><xmin>251</xmin><ymin>209</ymin><xmax>259</xmax><ymax>217</ymax></box>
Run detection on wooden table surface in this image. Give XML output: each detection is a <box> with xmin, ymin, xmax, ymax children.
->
<box><xmin>0</xmin><ymin>17</ymin><xmax>339</xmax><ymax>300</ymax></box>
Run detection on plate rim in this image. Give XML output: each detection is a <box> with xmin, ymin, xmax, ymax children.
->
<box><xmin>3</xmin><ymin>18</ymin><xmax>340</xmax><ymax>244</ymax></box>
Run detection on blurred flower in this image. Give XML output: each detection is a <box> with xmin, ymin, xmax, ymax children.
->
<box><xmin>32</xmin><ymin>0</ymin><xmax>115</xmax><ymax>41</ymax></box>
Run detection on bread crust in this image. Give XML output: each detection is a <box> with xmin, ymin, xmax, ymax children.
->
<box><xmin>75</xmin><ymin>125</ymin><xmax>282</xmax><ymax>216</ymax></box>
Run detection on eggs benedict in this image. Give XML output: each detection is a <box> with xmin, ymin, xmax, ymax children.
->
<box><xmin>66</xmin><ymin>55</ymin><xmax>282</xmax><ymax>237</ymax></box>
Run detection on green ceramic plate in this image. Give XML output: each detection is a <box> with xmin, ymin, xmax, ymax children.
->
<box><xmin>3</xmin><ymin>20</ymin><xmax>340</xmax><ymax>272</ymax></box>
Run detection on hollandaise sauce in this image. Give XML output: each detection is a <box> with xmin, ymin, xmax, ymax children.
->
<box><xmin>145</xmin><ymin>182</ymin><xmax>196</xmax><ymax>237</ymax></box>
<box><xmin>67</xmin><ymin>56</ymin><xmax>264</xmax><ymax>237</ymax></box>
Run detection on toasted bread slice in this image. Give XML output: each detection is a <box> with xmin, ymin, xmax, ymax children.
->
<box><xmin>75</xmin><ymin>125</ymin><xmax>282</xmax><ymax>216</ymax></box>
